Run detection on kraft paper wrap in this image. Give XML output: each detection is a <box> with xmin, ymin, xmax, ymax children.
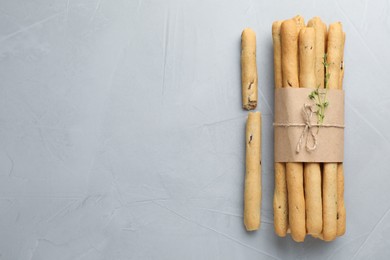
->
<box><xmin>274</xmin><ymin>88</ymin><xmax>344</xmax><ymax>163</ymax></box>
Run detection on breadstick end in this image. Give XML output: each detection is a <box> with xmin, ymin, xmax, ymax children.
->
<box><xmin>244</xmin><ymin>219</ymin><xmax>260</xmax><ymax>231</ymax></box>
<box><xmin>293</xmin><ymin>15</ymin><xmax>305</xmax><ymax>28</ymax></box>
<box><xmin>241</xmin><ymin>28</ymin><xmax>258</xmax><ymax>110</ymax></box>
<box><xmin>243</xmin><ymin>101</ymin><xmax>257</xmax><ymax>110</ymax></box>
<box><xmin>272</xmin><ymin>20</ymin><xmax>283</xmax><ymax>35</ymax></box>
<box><xmin>291</xmin><ymin>233</ymin><xmax>306</xmax><ymax>243</ymax></box>
<box><xmin>242</xmin><ymin>28</ymin><xmax>256</xmax><ymax>40</ymax></box>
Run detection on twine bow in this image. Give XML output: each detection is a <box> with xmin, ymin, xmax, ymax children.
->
<box><xmin>296</xmin><ymin>104</ymin><xmax>318</xmax><ymax>153</ymax></box>
<box><xmin>273</xmin><ymin>104</ymin><xmax>345</xmax><ymax>154</ymax></box>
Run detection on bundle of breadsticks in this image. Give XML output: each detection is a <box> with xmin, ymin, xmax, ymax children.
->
<box><xmin>272</xmin><ymin>16</ymin><xmax>346</xmax><ymax>242</ymax></box>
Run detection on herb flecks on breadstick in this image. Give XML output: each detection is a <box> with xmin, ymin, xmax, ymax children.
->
<box><xmin>241</xmin><ymin>28</ymin><xmax>258</xmax><ymax>110</ymax></box>
<box><xmin>281</xmin><ymin>17</ymin><xmax>306</xmax><ymax>242</ymax></box>
<box><xmin>337</xmin><ymin>31</ymin><xmax>346</xmax><ymax>237</ymax></box>
<box><xmin>281</xmin><ymin>19</ymin><xmax>299</xmax><ymax>88</ymax></box>
<box><xmin>272</xmin><ymin>21</ymin><xmax>283</xmax><ymax>89</ymax></box>
<box><xmin>338</xmin><ymin>32</ymin><xmax>345</xmax><ymax>89</ymax></box>
<box><xmin>299</xmin><ymin>27</ymin><xmax>316</xmax><ymax>88</ymax></box>
<box><xmin>272</xmin><ymin>20</ymin><xmax>289</xmax><ymax>237</ymax></box>
<box><xmin>244</xmin><ymin>112</ymin><xmax>262</xmax><ymax>231</ymax></box>
<box><xmin>307</xmin><ymin>17</ymin><xmax>327</xmax><ymax>88</ymax></box>
<box><xmin>322</xmin><ymin>22</ymin><xmax>343</xmax><ymax>241</ymax></box>
<box><xmin>327</xmin><ymin>22</ymin><xmax>343</xmax><ymax>89</ymax></box>
<box><xmin>337</xmin><ymin>163</ymin><xmax>346</xmax><ymax>236</ymax></box>
<box><xmin>299</xmin><ymin>27</ymin><xmax>323</xmax><ymax>236</ymax></box>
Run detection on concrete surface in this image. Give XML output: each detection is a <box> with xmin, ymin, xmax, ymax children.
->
<box><xmin>1</xmin><ymin>0</ymin><xmax>390</xmax><ymax>259</ymax></box>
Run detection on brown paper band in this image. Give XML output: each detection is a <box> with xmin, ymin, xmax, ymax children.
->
<box><xmin>274</xmin><ymin>88</ymin><xmax>344</xmax><ymax>163</ymax></box>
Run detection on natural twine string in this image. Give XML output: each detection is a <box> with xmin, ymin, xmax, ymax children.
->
<box><xmin>273</xmin><ymin>104</ymin><xmax>345</xmax><ymax>153</ymax></box>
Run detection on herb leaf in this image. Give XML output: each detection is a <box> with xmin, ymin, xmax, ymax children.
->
<box><xmin>308</xmin><ymin>53</ymin><xmax>330</xmax><ymax>124</ymax></box>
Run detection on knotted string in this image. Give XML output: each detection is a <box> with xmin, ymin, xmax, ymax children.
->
<box><xmin>273</xmin><ymin>104</ymin><xmax>345</xmax><ymax>153</ymax></box>
<box><xmin>296</xmin><ymin>104</ymin><xmax>318</xmax><ymax>153</ymax></box>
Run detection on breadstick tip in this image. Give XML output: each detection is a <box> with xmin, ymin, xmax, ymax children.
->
<box><xmin>242</xmin><ymin>28</ymin><xmax>256</xmax><ymax>38</ymax></box>
<box><xmin>272</xmin><ymin>20</ymin><xmax>283</xmax><ymax>35</ymax></box>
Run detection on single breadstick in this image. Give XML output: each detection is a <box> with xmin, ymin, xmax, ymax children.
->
<box><xmin>281</xmin><ymin>19</ymin><xmax>299</xmax><ymax>88</ymax></box>
<box><xmin>292</xmin><ymin>15</ymin><xmax>305</xmax><ymax>239</ymax></box>
<box><xmin>322</xmin><ymin>22</ymin><xmax>343</xmax><ymax>241</ymax></box>
<box><xmin>241</xmin><ymin>28</ymin><xmax>258</xmax><ymax>110</ymax></box>
<box><xmin>323</xmin><ymin>163</ymin><xmax>338</xmax><ymax>241</ymax></box>
<box><xmin>294</xmin><ymin>14</ymin><xmax>306</xmax><ymax>81</ymax></box>
<box><xmin>244</xmin><ymin>112</ymin><xmax>262</xmax><ymax>231</ymax></box>
<box><xmin>337</xmin><ymin>163</ymin><xmax>346</xmax><ymax>236</ymax></box>
<box><xmin>338</xmin><ymin>32</ymin><xmax>346</xmax><ymax>89</ymax></box>
<box><xmin>281</xmin><ymin>18</ymin><xmax>305</xmax><ymax>242</ymax></box>
<box><xmin>307</xmin><ymin>17</ymin><xmax>327</xmax><ymax>88</ymax></box>
<box><xmin>272</xmin><ymin>21</ymin><xmax>283</xmax><ymax>88</ymax></box>
<box><xmin>337</xmin><ymin>32</ymin><xmax>346</xmax><ymax>237</ymax></box>
<box><xmin>286</xmin><ymin>163</ymin><xmax>305</xmax><ymax>242</ymax></box>
<box><xmin>274</xmin><ymin>162</ymin><xmax>288</xmax><ymax>236</ymax></box>
<box><xmin>272</xmin><ymin>20</ymin><xmax>289</xmax><ymax>237</ymax></box>
<box><xmin>327</xmin><ymin>22</ymin><xmax>343</xmax><ymax>89</ymax></box>
<box><xmin>304</xmin><ymin>162</ymin><xmax>323</xmax><ymax>236</ymax></box>
<box><xmin>299</xmin><ymin>27</ymin><xmax>323</xmax><ymax>236</ymax></box>
<box><xmin>305</xmin><ymin>17</ymin><xmax>327</xmax><ymax>240</ymax></box>
<box><xmin>299</xmin><ymin>27</ymin><xmax>316</xmax><ymax>88</ymax></box>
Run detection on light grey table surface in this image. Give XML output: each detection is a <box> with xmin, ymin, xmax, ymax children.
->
<box><xmin>1</xmin><ymin>0</ymin><xmax>390</xmax><ymax>259</ymax></box>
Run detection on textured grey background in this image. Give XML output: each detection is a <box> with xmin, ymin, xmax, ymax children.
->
<box><xmin>0</xmin><ymin>0</ymin><xmax>390</xmax><ymax>259</ymax></box>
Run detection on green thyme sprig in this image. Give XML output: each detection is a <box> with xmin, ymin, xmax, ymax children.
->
<box><xmin>308</xmin><ymin>53</ymin><xmax>330</xmax><ymax>124</ymax></box>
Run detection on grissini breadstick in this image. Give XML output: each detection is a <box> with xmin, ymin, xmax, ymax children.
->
<box><xmin>299</xmin><ymin>27</ymin><xmax>323</xmax><ymax>236</ymax></box>
<box><xmin>306</xmin><ymin>19</ymin><xmax>327</xmax><ymax>190</ymax></box>
<box><xmin>322</xmin><ymin>163</ymin><xmax>338</xmax><ymax>241</ymax></box>
<box><xmin>323</xmin><ymin>22</ymin><xmax>343</xmax><ymax>241</ymax></box>
<box><xmin>281</xmin><ymin>19</ymin><xmax>299</xmax><ymax>88</ymax></box>
<box><xmin>241</xmin><ymin>28</ymin><xmax>258</xmax><ymax>110</ymax></box>
<box><xmin>337</xmin><ymin>32</ymin><xmax>346</xmax><ymax>237</ymax></box>
<box><xmin>274</xmin><ymin>163</ymin><xmax>288</xmax><ymax>236</ymax></box>
<box><xmin>337</xmin><ymin>163</ymin><xmax>346</xmax><ymax>236</ymax></box>
<box><xmin>327</xmin><ymin>23</ymin><xmax>343</xmax><ymax>89</ymax></box>
<box><xmin>272</xmin><ymin>20</ymin><xmax>289</xmax><ymax>237</ymax></box>
<box><xmin>307</xmin><ymin>16</ymin><xmax>327</xmax><ymax>240</ymax></box>
<box><xmin>281</xmin><ymin>18</ymin><xmax>306</xmax><ymax>242</ymax></box>
<box><xmin>272</xmin><ymin>21</ymin><xmax>283</xmax><ymax>89</ymax></box>
<box><xmin>338</xmin><ymin>32</ymin><xmax>346</xmax><ymax>90</ymax></box>
<box><xmin>294</xmin><ymin>14</ymin><xmax>305</xmax><ymax>81</ymax></box>
<box><xmin>299</xmin><ymin>28</ymin><xmax>316</xmax><ymax>88</ymax></box>
<box><xmin>307</xmin><ymin>17</ymin><xmax>327</xmax><ymax>88</ymax></box>
<box><xmin>244</xmin><ymin>112</ymin><xmax>262</xmax><ymax>231</ymax></box>
<box><xmin>286</xmin><ymin>163</ymin><xmax>305</xmax><ymax>241</ymax></box>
